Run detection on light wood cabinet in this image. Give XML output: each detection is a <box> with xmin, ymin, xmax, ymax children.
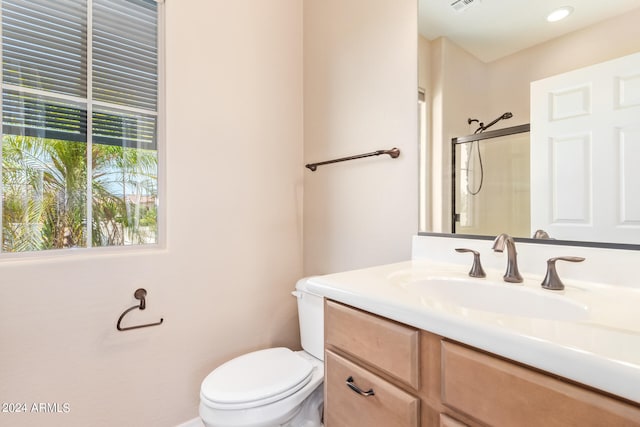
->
<box><xmin>325</xmin><ymin>350</ymin><xmax>419</xmax><ymax>427</ymax></box>
<box><xmin>324</xmin><ymin>299</ymin><xmax>421</xmax><ymax>427</ymax></box>
<box><xmin>439</xmin><ymin>413</ymin><xmax>468</xmax><ymax>427</ymax></box>
<box><xmin>324</xmin><ymin>299</ymin><xmax>640</xmax><ymax>427</ymax></box>
<box><xmin>441</xmin><ymin>341</ymin><xmax>640</xmax><ymax>426</ymax></box>
<box><xmin>325</xmin><ymin>299</ymin><xmax>420</xmax><ymax>388</ymax></box>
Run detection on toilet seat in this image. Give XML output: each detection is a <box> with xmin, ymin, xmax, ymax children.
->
<box><xmin>200</xmin><ymin>347</ymin><xmax>314</xmax><ymax>410</ymax></box>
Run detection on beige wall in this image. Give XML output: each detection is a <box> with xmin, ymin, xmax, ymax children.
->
<box><xmin>428</xmin><ymin>37</ymin><xmax>487</xmax><ymax>233</ymax></box>
<box><xmin>303</xmin><ymin>0</ymin><xmax>418</xmax><ymax>275</ymax></box>
<box><xmin>0</xmin><ymin>1</ymin><xmax>303</xmax><ymax>426</ymax></box>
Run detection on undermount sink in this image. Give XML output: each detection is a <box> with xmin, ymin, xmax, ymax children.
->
<box><xmin>401</xmin><ymin>277</ymin><xmax>590</xmax><ymax>322</ymax></box>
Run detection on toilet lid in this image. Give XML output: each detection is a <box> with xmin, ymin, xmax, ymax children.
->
<box><xmin>200</xmin><ymin>348</ymin><xmax>314</xmax><ymax>410</ymax></box>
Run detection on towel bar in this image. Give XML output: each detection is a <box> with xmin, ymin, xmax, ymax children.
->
<box><xmin>305</xmin><ymin>147</ymin><xmax>400</xmax><ymax>171</ymax></box>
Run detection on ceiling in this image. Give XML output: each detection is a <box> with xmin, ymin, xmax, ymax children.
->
<box><xmin>419</xmin><ymin>0</ymin><xmax>640</xmax><ymax>62</ymax></box>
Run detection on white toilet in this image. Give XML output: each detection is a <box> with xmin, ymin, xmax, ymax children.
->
<box><xmin>199</xmin><ymin>279</ymin><xmax>324</xmax><ymax>427</ymax></box>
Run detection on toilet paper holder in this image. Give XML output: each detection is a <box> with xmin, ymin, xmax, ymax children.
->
<box><xmin>116</xmin><ymin>288</ymin><xmax>164</xmax><ymax>331</ymax></box>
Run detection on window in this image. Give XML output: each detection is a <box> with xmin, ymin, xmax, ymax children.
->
<box><xmin>1</xmin><ymin>0</ymin><xmax>161</xmax><ymax>252</ymax></box>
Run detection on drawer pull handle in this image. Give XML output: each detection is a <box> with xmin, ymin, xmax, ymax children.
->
<box><xmin>346</xmin><ymin>376</ymin><xmax>375</xmax><ymax>397</ymax></box>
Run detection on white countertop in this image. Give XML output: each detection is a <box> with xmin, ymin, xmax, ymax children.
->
<box><xmin>307</xmin><ymin>259</ymin><xmax>640</xmax><ymax>403</ymax></box>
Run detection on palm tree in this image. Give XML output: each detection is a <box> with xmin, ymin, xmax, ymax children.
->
<box><xmin>1</xmin><ymin>135</ymin><xmax>158</xmax><ymax>252</ymax></box>
<box><xmin>91</xmin><ymin>143</ymin><xmax>158</xmax><ymax>247</ymax></box>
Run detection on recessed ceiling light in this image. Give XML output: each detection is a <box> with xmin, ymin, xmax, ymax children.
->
<box><xmin>547</xmin><ymin>6</ymin><xmax>574</xmax><ymax>22</ymax></box>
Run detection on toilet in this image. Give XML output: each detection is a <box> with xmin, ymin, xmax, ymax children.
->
<box><xmin>199</xmin><ymin>279</ymin><xmax>324</xmax><ymax>427</ymax></box>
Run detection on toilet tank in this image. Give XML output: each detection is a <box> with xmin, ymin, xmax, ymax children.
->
<box><xmin>293</xmin><ymin>278</ymin><xmax>324</xmax><ymax>361</ymax></box>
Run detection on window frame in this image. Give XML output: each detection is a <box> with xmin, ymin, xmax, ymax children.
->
<box><xmin>0</xmin><ymin>0</ymin><xmax>166</xmax><ymax>257</ymax></box>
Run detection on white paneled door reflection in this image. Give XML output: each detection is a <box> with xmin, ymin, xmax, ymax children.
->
<box><xmin>531</xmin><ymin>51</ymin><xmax>640</xmax><ymax>244</ymax></box>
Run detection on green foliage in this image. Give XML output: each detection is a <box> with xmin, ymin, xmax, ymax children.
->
<box><xmin>1</xmin><ymin>135</ymin><xmax>158</xmax><ymax>252</ymax></box>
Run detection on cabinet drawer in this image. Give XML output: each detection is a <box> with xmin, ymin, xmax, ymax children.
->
<box><xmin>325</xmin><ymin>350</ymin><xmax>419</xmax><ymax>427</ymax></box>
<box><xmin>442</xmin><ymin>341</ymin><xmax>640</xmax><ymax>427</ymax></box>
<box><xmin>325</xmin><ymin>300</ymin><xmax>419</xmax><ymax>388</ymax></box>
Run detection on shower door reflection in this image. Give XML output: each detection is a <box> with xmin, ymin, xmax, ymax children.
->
<box><xmin>452</xmin><ymin>125</ymin><xmax>531</xmax><ymax>238</ymax></box>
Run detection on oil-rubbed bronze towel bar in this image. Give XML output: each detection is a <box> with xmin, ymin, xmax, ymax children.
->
<box><xmin>116</xmin><ymin>288</ymin><xmax>164</xmax><ymax>331</ymax></box>
<box><xmin>305</xmin><ymin>147</ymin><xmax>400</xmax><ymax>171</ymax></box>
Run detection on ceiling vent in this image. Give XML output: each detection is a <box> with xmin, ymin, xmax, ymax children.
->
<box><xmin>449</xmin><ymin>0</ymin><xmax>480</xmax><ymax>13</ymax></box>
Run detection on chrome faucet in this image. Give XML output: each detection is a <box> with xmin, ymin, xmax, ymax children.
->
<box><xmin>492</xmin><ymin>233</ymin><xmax>523</xmax><ymax>283</ymax></box>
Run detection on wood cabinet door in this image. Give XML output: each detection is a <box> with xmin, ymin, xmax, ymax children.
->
<box><xmin>325</xmin><ymin>350</ymin><xmax>419</xmax><ymax>427</ymax></box>
<box><xmin>442</xmin><ymin>341</ymin><xmax>640</xmax><ymax>426</ymax></box>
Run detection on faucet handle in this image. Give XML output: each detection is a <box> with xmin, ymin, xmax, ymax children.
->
<box><xmin>541</xmin><ymin>256</ymin><xmax>585</xmax><ymax>291</ymax></box>
<box><xmin>455</xmin><ymin>248</ymin><xmax>486</xmax><ymax>278</ymax></box>
<box><xmin>532</xmin><ymin>229</ymin><xmax>551</xmax><ymax>239</ymax></box>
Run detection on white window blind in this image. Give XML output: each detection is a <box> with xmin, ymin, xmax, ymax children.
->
<box><xmin>2</xmin><ymin>0</ymin><xmax>158</xmax><ymax>149</ymax></box>
<box><xmin>93</xmin><ymin>0</ymin><xmax>157</xmax><ymax>148</ymax></box>
<box><xmin>2</xmin><ymin>0</ymin><xmax>88</xmax><ymax>142</ymax></box>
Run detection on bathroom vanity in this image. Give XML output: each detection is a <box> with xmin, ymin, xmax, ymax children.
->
<box><xmin>309</xmin><ymin>236</ymin><xmax>640</xmax><ymax>426</ymax></box>
<box><xmin>324</xmin><ymin>299</ymin><xmax>640</xmax><ymax>426</ymax></box>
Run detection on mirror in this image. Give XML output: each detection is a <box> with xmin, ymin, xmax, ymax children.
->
<box><xmin>418</xmin><ymin>0</ymin><xmax>640</xmax><ymax>248</ymax></box>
